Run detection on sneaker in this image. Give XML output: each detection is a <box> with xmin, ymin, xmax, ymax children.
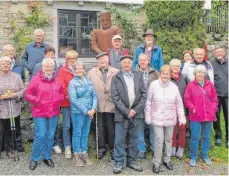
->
<box><xmin>203</xmin><ymin>158</ymin><xmax>212</xmax><ymax>165</ymax></box>
<box><xmin>80</xmin><ymin>153</ymin><xmax>93</xmax><ymax>165</ymax></box>
<box><xmin>189</xmin><ymin>159</ymin><xmax>196</xmax><ymax>167</ymax></box>
<box><xmin>65</xmin><ymin>148</ymin><xmax>72</xmax><ymax>158</ymax></box>
<box><xmin>53</xmin><ymin>145</ymin><xmax>61</xmax><ymax>154</ymax></box>
<box><xmin>171</xmin><ymin>147</ymin><xmax>176</xmax><ymax>156</ymax></box>
<box><xmin>215</xmin><ymin>138</ymin><xmax>222</xmax><ymax>146</ymax></box>
<box><xmin>73</xmin><ymin>153</ymin><xmax>84</xmax><ymax>167</ymax></box>
<box><xmin>175</xmin><ymin>147</ymin><xmax>184</xmax><ymax>158</ymax></box>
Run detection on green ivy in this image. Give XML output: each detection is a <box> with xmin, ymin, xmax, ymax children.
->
<box><xmin>144</xmin><ymin>1</ymin><xmax>205</xmax><ymax>63</ymax></box>
<box><xmin>9</xmin><ymin>1</ymin><xmax>50</xmax><ymax>58</ymax></box>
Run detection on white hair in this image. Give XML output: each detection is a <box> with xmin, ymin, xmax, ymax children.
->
<box><xmin>74</xmin><ymin>60</ymin><xmax>85</xmax><ymax>69</ymax></box>
<box><xmin>194</xmin><ymin>64</ymin><xmax>207</xmax><ymax>74</ymax></box>
<box><xmin>170</xmin><ymin>58</ymin><xmax>181</xmax><ymax>67</ymax></box>
<box><xmin>0</xmin><ymin>56</ymin><xmax>12</xmax><ymax>64</ymax></box>
<box><xmin>34</xmin><ymin>29</ymin><xmax>45</xmax><ymax>35</ymax></box>
<box><xmin>2</xmin><ymin>44</ymin><xmax>15</xmax><ymax>53</ymax></box>
<box><xmin>42</xmin><ymin>58</ymin><xmax>55</xmax><ymax>66</ymax></box>
<box><xmin>138</xmin><ymin>53</ymin><xmax>149</xmax><ymax>60</ymax></box>
<box><xmin>193</xmin><ymin>48</ymin><xmax>204</xmax><ymax>54</ymax></box>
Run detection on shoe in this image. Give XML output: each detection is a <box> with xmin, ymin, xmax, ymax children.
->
<box><xmin>65</xmin><ymin>148</ymin><xmax>72</xmax><ymax>158</ymax></box>
<box><xmin>126</xmin><ymin>163</ymin><xmax>143</xmax><ymax>172</ymax></box>
<box><xmin>111</xmin><ymin>154</ymin><xmax>114</xmax><ymax>160</ymax></box>
<box><xmin>163</xmin><ymin>161</ymin><xmax>173</xmax><ymax>170</ymax></box>
<box><xmin>29</xmin><ymin>160</ymin><xmax>38</xmax><ymax>170</ymax></box>
<box><xmin>176</xmin><ymin>147</ymin><xmax>184</xmax><ymax>158</ymax></box>
<box><xmin>152</xmin><ymin>164</ymin><xmax>162</xmax><ymax>174</ymax></box>
<box><xmin>80</xmin><ymin>153</ymin><xmax>93</xmax><ymax>165</ymax></box>
<box><xmin>203</xmin><ymin>158</ymin><xmax>212</xmax><ymax>165</ymax></box>
<box><xmin>17</xmin><ymin>145</ymin><xmax>25</xmax><ymax>152</ymax></box>
<box><xmin>7</xmin><ymin>152</ymin><xmax>14</xmax><ymax>158</ymax></box>
<box><xmin>44</xmin><ymin>159</ymin><xmax>55</xmax><ymax>168</ymax></box>
<box><xmin>189</xmin><ymin>159</ymin><xmax>196</xmax><ymax>167</ymax></box>
<box><xmin>171</xmin><ymin>147</ymin><xmax>176</xmax><ymax>156</ymax></box>
<box><xmin>98</xmin><ymin>150</ymin><xmax>106</xmax><ymax>159</ymax></box>
<box><xmin>215</xmin><ymin>138</ymin><xmax>222</xmax><ymax>146</ymax></box>
<box><xmin>53</xmin><ymin>145</ymin><xmax>61</xmax><ymax>154</ymax></box>
<box><xmin>137</xmin><ymin>151</ymin><xmax>146</xmax><ymax>159</ymax></box>
<box><xmin>113</xmin><ymin>163</ymin><xmax>123</xmax><ymax>174</ymax></box>
<box><xmin>73</xmin><ymin>154</ymin><xmax>84</xmax><ymax>167</ymax></box>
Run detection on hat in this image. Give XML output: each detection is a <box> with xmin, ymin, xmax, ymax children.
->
<box><xmin>95</xmin><ymin>52</ymin><xmax>108</xmax><ymax>59</ymax></box>
<box><xmin>112</xmin><ymin>35</ymin><xmax>122</xmax><ymax>41</ymax></box>
<box><xmin>120</xmin><ymin>55</ymin><xmax>133</xmax><ymax>61</ymax></box>
<box><xmin>142</xmin><ymin>29</ymin><xmax>156</xmax><ymax>38</ymax></box>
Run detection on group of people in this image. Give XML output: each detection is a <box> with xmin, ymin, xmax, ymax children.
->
<box><xmin>0</xmin><ymin>28</ymin><xmax>227</xmax><ymax>175</ymax></box>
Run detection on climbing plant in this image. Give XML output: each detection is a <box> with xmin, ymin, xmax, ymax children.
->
<box><xmin>9</xmin><ymin>1</ymin><xmax>51</xmax><ymax>58</ymax></box>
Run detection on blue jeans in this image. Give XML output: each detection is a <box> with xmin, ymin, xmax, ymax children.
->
<box><xmin>71</xmin><ymin>113</ymin><xmax>91</xmax><ymax>153</ymax></box>
<box><xmin>138</xmin><ymin>119</ymin><xmax>154</xmax><ymax>152</ymax></box>
<box><xmin>190</xmin><ymin>121</ymin><xmax>212</xmax><ymax>160</ymax></box>
<box><xmin>31</xmin><ymin>116</ymin><xmax>58</xmax><ymax>161</ymax></box>
<box><xmin>62</xmin><ymin>107</ymin><xmax>71</xmax><ymax>148</ymax></box>
<box><xmin>114</xmin><ymin>119</ymin><xmax>141</xmax><ymax>165</ymax></box>
<box><xmin>53</xmin><ymin>121</ymin><xmax>59</xmax><ymax>147</ymax></box>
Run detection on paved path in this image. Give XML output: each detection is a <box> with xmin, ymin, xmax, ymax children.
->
<box><xmin>0</xmin><ymin>152</ymin><xmax>228</xmax><ymax>175</ymax></box>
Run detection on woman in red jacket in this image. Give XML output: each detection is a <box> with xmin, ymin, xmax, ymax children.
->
<box><xmin>25</xmin><ymin>58</ymin><xmax>64</xmax><ymax>170</ymax></box>
<box><xmin>184</xmin><ymin>64</ymin><xmax>218</xmax><ymax>167</ymax></box>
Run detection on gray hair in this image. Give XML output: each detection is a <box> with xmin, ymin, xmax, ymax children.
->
<box><xmin>194</xmin><ymin>64</ymin><xmax>207</xmax><ymax>74</ymax></box>
<box><xmin>74</xmin><ymin>60</ymin><xmax>85</xmax><ymax>69</ymax></box>
<box><xmin>42</xmin><ymin>58</ymin><xmax>55</xmax><ymax>66</ymax></box>
<box><xmin>193</xmin><ymin>48</ymin><xmax>204</xmax><ymax>54</ymax></box>
<box><xmin>0</xmin><ymin>56</ymin><xmax>12</xmax><ymax>64</ymax></box>
<box><xmin>138</xmin><ymin>53</ymin><xmax>149</xmax><ymax>60</ymax></box>
<box><xmin>2</xmin><ymin>44</ymin><xmax>15</xmax><ymax>54</ymax></box>
<box><xmin>34</xmin><ymin>29</ymin><xmax>45</xmax><ymax>36</ymax></box>
<box><xmin>170</xmin><ymin>58</ymin><xmax>181</xmax><ymax>67</ymax></box>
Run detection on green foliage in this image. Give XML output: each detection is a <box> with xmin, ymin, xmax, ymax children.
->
<box><xmin>9</xmin><ymin>1</ymin><xmax>51</xmax><ymax>58</ymax></box>
<box><xmin>144</xmin><ymin>1</ymin><xmax>205</xmax><ymax>63</ymax></box>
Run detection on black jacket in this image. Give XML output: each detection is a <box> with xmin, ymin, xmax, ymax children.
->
<box><xmin>111</xmin><ymin>70</ymin><xmax>147</xmax><ymax>121</ymax></box>
<box><xmin>210</xmin><ymin>58</ymin><xmax>228</xmax><ymax>97</ymax></box>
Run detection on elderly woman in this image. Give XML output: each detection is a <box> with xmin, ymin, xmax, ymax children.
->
<box><xmin>68</xmin><ymin>60</ymin><xmax>97</xmax><ymax>167</ymax></box>
<box><xmin>184</xmin><ymin>64</ymin><xmax>218</xmax><ymax>167</ymax></box>
<box><xmin>0</xmin><ymin>56</ymin><xmax>24</xmax><ymax>158</ymax></box>
<box><xmin>2</xmin><ymin>44</ymin><xmax>25</xmax><ymax>153</ymax></box>
<box><xmin>145</xmin><ymin>65</ymin><xmax>186</xmax><ymax>174</ymax></box>
<box><xmin>170</xmin><ymin>59</ymin><xmax>188</xmax><ymax>158</ymax></box>
<box><xmin>25</xmin><ymin>58</ymin><xmax>64</xmax><ymax>170</ymax></box>
<box><xmin>183</xmin><ymin>50</ymin><xmax>193</xmax><ymax>64</ymax></box>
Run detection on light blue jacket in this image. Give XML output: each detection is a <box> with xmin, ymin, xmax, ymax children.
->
<box><xmin>133</xmin><ymin>43</ymin><xmax>164</xmax><ymax>71</ymax></box>
<box><xmin>68</xmin><ymin>75</ymin><xmax>97</xmax><ymax>115</ymax></box>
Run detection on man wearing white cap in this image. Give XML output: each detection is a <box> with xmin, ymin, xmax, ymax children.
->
<box><xmin>107</xmin><ymin>35</ymin><xmax>129</xmax><ymax>70</ymax></box>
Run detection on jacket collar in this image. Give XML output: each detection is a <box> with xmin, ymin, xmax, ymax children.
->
<box><xmin>139</xmin><ymin>43</ymin><xmax>159</xmax><ymax>50</ymax></box>
<box><xmin>193</xmin><ymin>78</ymin><xmax>210</xmax><ymax>86</ymax></box>
<box><xmin>63</xmin><ymin>64</ymin><xmax>74</xmax><ymax>75</ymax></box>
<box><xmin>37</xmin><ymin>70</ymin><xmax>56</xmax><ymax>81</ymax></box>
<box><xmin>159</xmin><ymin>78</ymin><xmax>170</xmax><ymax>87</ymax></box>
<box><xmin>215</xmin><ymin>57</ymin><xmax>227</xmax><ymax>64</ymax></box>
<box><xmin>135</xmin><ymin>64</ymin><xmax>156</xmax><ymax>73</ymax></box>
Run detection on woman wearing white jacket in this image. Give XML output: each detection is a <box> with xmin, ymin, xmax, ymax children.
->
<box><xmin>145</xmin><ymin>65</ymin><xmax>186</xmax><ymax>174</ymax></box>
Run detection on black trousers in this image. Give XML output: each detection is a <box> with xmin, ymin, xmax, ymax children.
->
<box><xmin>0</xmin><ymin>116</ymin><xmax>23</xmax><ymax>153</ymax></box>
<box><xmin>213</xmin><ymin>97</ymin><xmax>228</xmax><ymax>142</ymax></box>
<box><xmin>97</xmin><ymin>112</ymin><xmax>115</xmax><ymax>154</ymax></box>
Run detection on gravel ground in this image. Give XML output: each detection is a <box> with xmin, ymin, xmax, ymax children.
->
<box><xmin>0</xmin><ymin>151</ymin><xmax>228</xmax><ymax>175</ymax></box>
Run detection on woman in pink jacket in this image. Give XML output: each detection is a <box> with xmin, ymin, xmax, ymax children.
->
<box><xmin>25</xmin><ymin>58</ymin><xmax>64</xmax><ymax>170</ymax></box>
<box><xmin>184</xmin><ymin>64</ymin><xmax>218</xmax><ymax>167</ymax></box>
<box><xmin>145</xmin><ymin>65</ymin><xmax>186</xmax><ymax>174</ymax></box>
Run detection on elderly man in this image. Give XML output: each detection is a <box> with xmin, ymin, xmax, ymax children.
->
<box><xmin>21</xmin><ymin>29</ymin><xmax>48</xmax><ymax>80</ymax></box>
<box><xmin>90</xmin><ymin>12</ymin><xmax>121</xmax><ymax>54</ymax></box>
<box><xmin>2</xmin><ymin>44</ymin><xmax>25</xmax><ymax>153</ymax></box>
<box><xmin>183</xmin><ymin>48</ymin><xmax>214</xmax><ymax>83</ymax></box>
<box><xmin>133</xmin><ymin>29</ymin><xmax>164</xmax><ymax>71</ymax></box>
<box><xmin>111</xmin><ymin>55</ymin><xmax>146</xmax><ymax>174</ymax></box>
<box><xmin>135</xmin><ymin>53</ymin><xmax>159</xmax><ymax>159</ymax></box>
<box><xmin>211</xmin><ymin>46</ymin><xmax>228</xmax><ymax>147</ymax></box>
<box><xmin>58</xmin><ymin>50</ymin><xmax>78</xmax><ymax>158</ymax></box>
<box><xmin>33</xmin><ymin>46</ymin><xmax>60</xmax><ymax>77</ymax></box>
<box><xmin>88</xmin><ymin>52</ymin><xmax>118</xmax><ymax>160</ymax></box>
<box><xmin>107</xmin><ymin>35</ymin><xmax>129</xmax><ymax>70</ymax></box>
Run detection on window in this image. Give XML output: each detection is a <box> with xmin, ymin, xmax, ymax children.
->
<box><xmin>58</xmin><ymin>10</ymin><xmax>98</xmax><ymax>58</ymax></box>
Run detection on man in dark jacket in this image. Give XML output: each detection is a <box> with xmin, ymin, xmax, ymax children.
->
<box><xmin>111</xmin><ymin>55</ymin><xmax>147</xmax><ymax>174</ymax></box>
<box><xmin>211</xmin><ymin>46</ymin><xmax>228</xmax><ymax>147</ymax></box>
<box><xmin>2</xmin><ymin>44</ymin><xmax>25</xmax><ymax>153</ymax></box>
<box><xmin>135</xmin><ymin>53</ymin><xmax>159</xmax><ymax>159</ymax></box>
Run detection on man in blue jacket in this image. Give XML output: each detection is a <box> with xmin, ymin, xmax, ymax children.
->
<box><xmin>133</xmin><ymin>29</ymin><xmax>164</xmax><ymax>71</ymax></box>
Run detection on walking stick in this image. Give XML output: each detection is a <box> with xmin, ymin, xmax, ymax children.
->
<box><xmin>95</xmin><ymin>112</ymin><xmax>99</xmax><ymax>159</ymax></box>
<box><xmin>8</xmin><ymin>90</ymin><xmax>19</xmax><ymax>162</ymax></box>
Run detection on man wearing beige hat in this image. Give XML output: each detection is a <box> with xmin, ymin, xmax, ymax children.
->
<box><xmin>133</xmin><ymin>29</ymin><xmax>164</xmax><ymax>71</ymax></box>
<box><xmin>107</xmin><ymin>35</ymin><xmax>129</xmax><ymax>70</ymax></box>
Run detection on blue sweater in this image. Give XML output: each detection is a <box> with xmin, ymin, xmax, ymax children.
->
<box><xmin>133</xmin><ymin>43</ymin><xmax>164</xmax><ymax>71</ymax></box>
<box><xmin>68</xmin><ymin>76</ymin><xmax>97</xmax><ymax>115</ymax></box>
